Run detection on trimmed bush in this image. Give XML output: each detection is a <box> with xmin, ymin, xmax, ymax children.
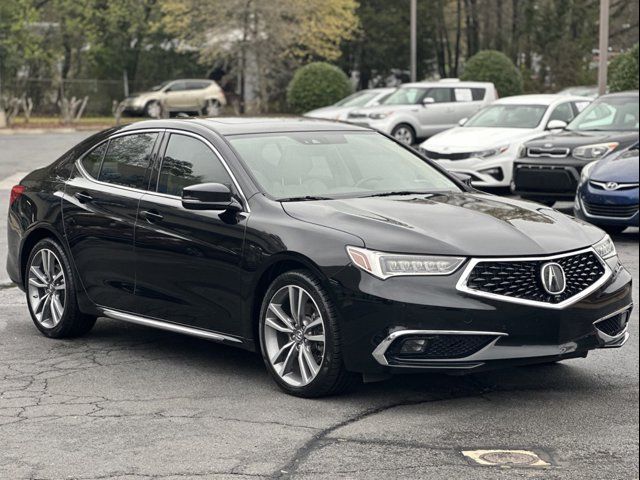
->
<box><xmin>287</xmin><ymin>62</ymin><xmax>353</xmax><ymax>113</ymax></box>
<box><xmin>460</xmin><ymin>50</ymin><xmax>523</xmax><ymax>97</ymax></box>
<box><xmin>609</xmin><ymin>44</ymin><xmax>639</xmax><ymax>93</ymax></box>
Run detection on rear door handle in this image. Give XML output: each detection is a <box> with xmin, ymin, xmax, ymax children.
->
<box><xmin>74</xmin><ymin>192</ymin><xmax>93</xmax><ymax>204</ymax></box>
<box><xmin>143</xmin><ymin>210</ymin><xmax>164</xmax><ymax>223</ymax></box>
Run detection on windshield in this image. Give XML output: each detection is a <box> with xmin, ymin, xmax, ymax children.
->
<box><xmin>335</xmin><ymin>91</ymin><xmax>378</xmax><ymax>107</ymax></box>
<box><xmin>465</xmin><ymin>104</ymin><xmax>548</xmax><ymax>128</ymax></box>
<box><xmin>567</xmin><ymin>96</ymin><xmax>639</xmax><ymax>132</ymax></box>
<box><xmin>228</xmin><ymin>131</ymin><xmax>460</xmax><ymax>200</ymax></box>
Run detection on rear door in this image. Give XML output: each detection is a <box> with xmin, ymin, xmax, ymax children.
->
<box><xmin>63</xmin><ymin>131</ymin><xmax>160</xmax><ymax>311</ymax></box>
<box><xmin>133</xmin><ymin>132</ymin><xmax>248</xmax><ymax>336</ymax></box>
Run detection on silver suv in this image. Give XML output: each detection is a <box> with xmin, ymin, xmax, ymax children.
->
<box><xmin>346</xmin><ymin>80</ymin><xmax>497</xmax><ymax>145</ymax></box>
<box><xmin>122</xmin><ymin>79</ymin><xmax>227</xmax><ymax>117</ymax></box>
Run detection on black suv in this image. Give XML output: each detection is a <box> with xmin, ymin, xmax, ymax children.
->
<box><xmin>513</xmin><ymin>91</ymin><xmax>639</xmax><ymax>206</ymax></box>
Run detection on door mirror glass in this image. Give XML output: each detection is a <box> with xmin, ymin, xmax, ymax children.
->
<box><xmin>546</xmin><ymin>119</ymin><xmax>568</xmax><ymax>131</ymax></box>
<box><xmin>182</xmin><ymin>183</ymin><xmax>241</xmax><ymax>211</ymax></box>
<box><xmin>458</xmin><ymin>117</ymin><xmax>469</xmax><ymax>126</ymax></box>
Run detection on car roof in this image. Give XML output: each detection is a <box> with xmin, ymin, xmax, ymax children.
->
<box><xmin>399</xmin><ymin>80</ymin><xmax>494</xmax><ymax>89</ymax></box>
<box><xmin>121</xmin><ymin>117</ymin><xmax>372</xmax><ymax>136</ymax></box>
<box><xmin>494</xmin><ymin>94</ymin><xmax>589</xmax><ymax>106</ymax></box>
<box><xmin>599</xmin><ymin>90</ymin><xmax>639</xmax><ymax>99</ymax></box>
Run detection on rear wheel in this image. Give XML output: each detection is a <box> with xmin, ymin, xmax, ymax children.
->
<box><xmin>391</xmin><ymin>124</ymin><xmax>416</xmax><ymax>146</ymax></box>
<box><xmin>26</xmin><ymin>239</ymin><xmax>96</xmax><ymax>338</ymax></box>
<box><xmin>258</xmin><ymin>270</ymin><xmax>355</xmax><ymax>397</ymax></box>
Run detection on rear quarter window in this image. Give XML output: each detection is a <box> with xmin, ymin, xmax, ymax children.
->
<box><xmin>81</xmin><ymin>142</ymin><xmax>107</xmax><ymax>179</ymax></box>
<box><xmin>99</xmin><ymin>133</ymin><xmax>158</xmax><ymax>189</ymax></box>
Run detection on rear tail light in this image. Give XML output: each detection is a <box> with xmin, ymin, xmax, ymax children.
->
<box><xmin>10</xmin><ymin>185</ymin><xmax>26</xmax><ymax>206</ymax></box>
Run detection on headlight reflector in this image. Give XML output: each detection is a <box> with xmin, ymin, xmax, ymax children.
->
<box><xmin>573</xmin><ymin>142</ymin><xmax>618</xmax><ymax>161</ymax></box>
<box><xmin>593</xmin><ymin>234</ymin><xmax>617</xmax><ymax>260</ymax></box>
<box><xmin>347</xmin><ymin>246</ymin><xmax>466</xmax><ymax>279</ymax></box>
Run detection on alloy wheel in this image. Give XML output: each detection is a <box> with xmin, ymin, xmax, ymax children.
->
<box><xmin>263</xmin><ymin>285</ymin><xmax>326</xmax><ymax>387</ymax></box>
<box><xmin>28</xmin><ymin>249</ymin><xmax>67</xmax><ymax>328</ymax></box>
<box><xmin>393</xmin><ymin>126</ymin><xmax>414</xmax><ymax>145</ymax></box>
<box><xmin>205</xmin><ymin>100</ymin><xmax>221</xmax><ymax>116</ymax></box>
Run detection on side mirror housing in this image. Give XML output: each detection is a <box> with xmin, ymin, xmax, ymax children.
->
<box><xmin>546</xmin><ymin>119</ymin><xmax>568</xmax><ymax>131</ymax></box>
<box><xmin>182</xmin><ymin>183</ymin><xmax>242</xmax><ymax>212</ymax></box>
<box><xmin>453</xmin><ymin>172</ymin><xmax>474</xmax><ymax>187</ymax></box>
<box><xmin>458</xmin><ymin>117</ymin><xmax>468</xmax><ymax>126</ymax></box>
<box><xmin>422</xmin><ymin>97</ymin><xmax>435</xmax><ymax>106</ymax></box>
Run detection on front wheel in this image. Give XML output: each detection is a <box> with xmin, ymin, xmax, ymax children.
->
<box><xmin>204</xmin><ymin>99</ymin><xmax>222</xmax><ymax>116</ymax></box>
<box><xmin>26</xmin><ymin>239</ymin><xmax>96</xmax><ymax>338</ymax></box>
<box><xmin>258</xmin><ymin>270</ymin><xmax>355</xmax><ymax>397</ymax></box>
<box><xmin>391</xmin><ymin>124</ymin><xmax>416</xmax><ymax>146</ymax></box>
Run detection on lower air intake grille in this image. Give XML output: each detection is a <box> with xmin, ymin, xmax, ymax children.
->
<box><xmin>388</xmin><ymin>334</ymin><xmax>495</xmax><ymax>360</ymax></box>
<box><xmin>465</xmin><ymin>250</ymin><xmax>606</xmax><ymax>304</ymax></box>
<box><xmin>595</xmin><ymin>313</ymin><xmax>629</xmax><ymax>337</ymax></box>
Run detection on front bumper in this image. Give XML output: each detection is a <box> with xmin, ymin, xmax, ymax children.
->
<box><xmin>433</xmin><ymin>155</ymin><xmax>514</xmax><ymax>188</ymax></box>
<box><xmin>330</xmin><ymin>256</ymin><xmax>633</xmax><ymax>375</ymax></box>
<box><xmin>574</xmin><ymin>185</ymin><xmax>640</xmax><ymax>227</ymax></box>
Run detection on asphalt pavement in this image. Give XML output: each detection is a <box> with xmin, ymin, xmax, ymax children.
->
<box><xmin>0</xmin><ymin>132</ymin><xmax>638</xmax><ymax>479</ymax></box>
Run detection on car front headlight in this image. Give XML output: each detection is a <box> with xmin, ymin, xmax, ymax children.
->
<box><xmin>580</xmin><ymin>160</ymin><xmax>598</xmax><ymax>184</ymax></box>
<box><xmin>593</xmin><ymin>234</ymin><xmax>617</xmax><ymax>260</ymax></box>
<box><xmin>573</xmin><ymin>142</ymin><xmax>619</xmax><ymax>161</ymax></box>
<box><xmin>470</xmin><ymin>145</ymin><xmax>509</xmax><ymax>159</ymax></box>
<box><xmin>346</xmin><ymin>246</ymin><xmax>466</xmax><ymax>279</ymax></box>
<box><xmin>368</xmin><ymin>112</ymin><xmax>392</xmax><ymax>120</ymax></box>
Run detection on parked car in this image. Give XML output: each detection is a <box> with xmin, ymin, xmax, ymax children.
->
<box><xmin>418</xmin><ymin>94</ymin><xmax>591</xmax><ymax>189</ymax></box>
<box><xmin>121</xmin><ymin>79</ymin><xmax>227</xmax><ymax>117</ymax></box>
<box><xmin>345</xmin><ymin>79</ymin><xmax>497</xmax><ymax>145</ymax></box>
<box><xmin>557</xmin><ymin>86</ymin><xmax>600</xmax><ymax>99</ymax></box>
<box><xmin>7</xmin><ymin>118</ymin><xmax>632</xmax><ymax>397</ymax></box>
<box><xmin>574</xmin><ymin>141</ymin><xmax>639</xmax><ymax>234</ymax></box>
<box><xmin>513</xmin><ymin>91</ymin><xmax>639</xmax><ymax>206</ymax></box>
<box><xmin>304</xmin><ymin>88</ymin><xmax>395</xmax><ymax>121</ymax></box>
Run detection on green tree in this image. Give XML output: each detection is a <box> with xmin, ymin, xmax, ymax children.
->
<box><xmin>609</xmin><ymin>44</ymin><xmax>640</xmax><ymax>92</ymax></box>
<box><xmin>287</xmin><ymin>62</ymin><xmax>352</xmax><ymax>113</ymax></box>
<box><xmin>460</xmin><ymin>50</ymin><xmax>523</xmax><ymax>97</ymax></box>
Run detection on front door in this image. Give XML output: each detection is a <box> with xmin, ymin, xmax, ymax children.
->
<box><xmin>63</xmin><ymin>131</ymin><xmax>160</xmax><ymax>311</ymax></box>
<box><xmin>133</xmin><ymin>132</ymin><xmax>248</xmax><ymax>336</ymax></box>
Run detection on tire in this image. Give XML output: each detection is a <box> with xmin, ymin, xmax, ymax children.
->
<box><xmin>391</xmin><ymin>124</ymin><xmax>416</xmax><ymax>146</ymax></box>
<box><xmin>144</xmin><ymin>100</ymin><xmax>162</xmax><ymax>118</ymax></box>
<box><xmin>204</xmin><ymin>99</ymin><xmax>222</xmax><ymax>116</ymax></box>
<box><xmin>599</xmin><ymin>225</ymin><xmax>627</xmax><ymax>235</ymax></box>
<box><xmin>258</xmin><ymin>270</ymin><xmax>356</xmax><ymax>397</ymax></box>
<box><xmin>25</xmin><ymin>238</ymin><xmax>97</xmax><ymax>338</ymax></box>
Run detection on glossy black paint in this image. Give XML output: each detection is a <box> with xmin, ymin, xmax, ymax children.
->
<box><xmin>6</xmin><ymin>118</ymin><xmax>633</xmax><ymax>375</ymax></box>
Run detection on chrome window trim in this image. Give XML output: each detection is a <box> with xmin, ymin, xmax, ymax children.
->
<box><xmin>75</xmin><ymin>128</ymin><xmax>250</xmax><ymax>213</ymax></box>
<box><xmin>101</xmin><ymin>308</ymin><xmax>243</xmax><ymax>344</ymax></box>
<box><xmin>372</xmin><ymin>329</ymin><xmax>508</xmax><ymax>367</ymax></box>
<box><xmin>579</xmin><ymin>196</ymin><xmax>639</xmax><ymax>221</ymax></box>
<box><xmin>455</xmin><ymin>247</ymin><xmax>613</xmax><ymax>310</ymax></box>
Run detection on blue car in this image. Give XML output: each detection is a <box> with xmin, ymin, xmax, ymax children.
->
<box><xmin>575</xmin><ymin>141</ymin><xmax>639</xmax><ymax>234</ymax></box>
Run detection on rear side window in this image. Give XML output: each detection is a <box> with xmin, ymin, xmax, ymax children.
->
<box><xmin>81</xmin><ymin>142</ymin><xmax>107</xmax><ymax>179</ymax></box>
<box><xmin>157</xmin><ymin>134</ymin><xmax>232</xmax><ymax>197</ymax></box>
<box><xmin>454</xmin><ymin>88</ymin><xmax>474</xmax><ymax>102</ymax></box>
<box><xmin>99</xmin><ymin>133</ymin><xmax>158</xmax><ymax>189</ymax></box>
<box><xmin>471</xmin><ymin>88</ymin><xmax>486</xmax><ymax>101</ymax></box>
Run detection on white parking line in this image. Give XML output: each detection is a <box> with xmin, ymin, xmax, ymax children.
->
<box><xmin>0</xmin><ymin>172</ymin><xmax>28</xmax><ymax>190</ymax></box>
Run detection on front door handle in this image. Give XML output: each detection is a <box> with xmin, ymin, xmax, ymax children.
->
<box><xmin>74</xmin><ymin>192</ymin><xmax>93</xmax><ymax>204</ymax></box>
<box><xmin>143</xmin><ymin>210</ymin><xmax>164</xmax><ymax>223</ymax></box>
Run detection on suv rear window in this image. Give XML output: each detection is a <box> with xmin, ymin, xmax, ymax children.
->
<box><xmin>99</xmin><ymin>133</ymin><xmax>158</xmax><ymax>189</ymax></box>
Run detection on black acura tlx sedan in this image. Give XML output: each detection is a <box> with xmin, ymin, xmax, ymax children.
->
<box><xmin>7</xmin><ymin>118</ymin><xmax>633</xmax><ymax>397</ymax></box>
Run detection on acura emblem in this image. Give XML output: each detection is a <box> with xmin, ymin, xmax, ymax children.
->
<box><xmin>540</xmin><ymin>262</ymin><xmax>566</xmax><ymax>295</ymax></box>
<box><xmin>605</xmin><ymin>182</ymin><xmax>619</xmax><ymax>190</ymax></box>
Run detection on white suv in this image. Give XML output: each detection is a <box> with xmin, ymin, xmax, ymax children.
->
<box><xmin>346</xmin><ymin>80</ymin><xmax>497</xmax><ymax>145</ymax></box>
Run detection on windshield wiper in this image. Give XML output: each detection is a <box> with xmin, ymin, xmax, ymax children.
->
<box><xmin>278</xmin><ymin>195</ymin><xmax>333</xmax><ymax>202</ymax></box>
<box><xmin>363</xmin><ymin>190</ymin><xmax>433</xmax><ymax>198</ymax></box>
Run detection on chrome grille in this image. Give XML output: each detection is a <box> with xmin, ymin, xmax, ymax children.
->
<box><xmin>527</xmin><ymin>147</ymin><xmax>570</xmax><ymax>158</ymax></box>
<box><xmin>462</xmin><ymin>250</ymin><xmax>606</xmax><ymax>305</ymax></box>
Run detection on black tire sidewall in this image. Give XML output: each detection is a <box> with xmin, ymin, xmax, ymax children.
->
<box><xmin>392</xmin><ymin>123</ymin><xmax>416</xmax><ymax>145</ymax></box>
<box><xmin>258</xmin><ymin>270</ymin><xmax>345</xmax><ymax>397</ymax></box>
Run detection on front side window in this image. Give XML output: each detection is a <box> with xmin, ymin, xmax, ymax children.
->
<box><xmin>81</xmin><ymin>142</ymin><xmax>107</xmax><ymax>179</ymax></box>
<box><xmin>157</xmin><ymin>134</ymin><xmax>232</xmax><ymax>197</ymax></box>
<box><xmin>228</xmin><ymin>131</ymin><xmax>460</xmax><ymax>199</ymax></box>
<box><xmin>425</xmin><ymin>88</ymin><xmax>453</xmax><ymax>103</ymax></box>
<box><xmin>568</xmin><ymin>96</ymin><xmax>639</xmax><ymax>131</ymax></box>
<box><xmin>99</xmin><ymin>133</ymin><xmax>158</xmax><ymax>189</ymax></box>
<box><xmin>465</xmin><ymin>104</ymin><xmax>547</xmax><ymax>129</ymax></box>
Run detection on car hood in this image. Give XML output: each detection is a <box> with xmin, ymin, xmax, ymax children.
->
<box><xmin>282</xmin><ymin>192</ymin><xmax>604</xmax><ymax>257</ymax></box>
<box><xmin>591</xmin><ymin>152</ymin><xmax>640</xmax><ymax>183</ymax></box>
<box><xmin>525</xmin><ymin>130</ymin><xmax>639</xmax><ymax>148</ymax></box>
<box><xmin>421</xmin><ymin>127</ymin><xmax>541</xmax><ymax>151</ymax></box>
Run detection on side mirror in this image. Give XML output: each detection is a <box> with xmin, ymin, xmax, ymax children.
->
<box><xmin>182</xmin><ymin>183</ymin><xmax>242</xmax><ymax>212</ymax></box>
<box><xmin>546</xmin><ymin>119</ymin><xmax>567</xmax><ymax>131</ymax></box>
<box><xmin>453</xmin><ymin>172</ymin><xmax>474</xmax><ymax>187</ymax></box>
<box><xmin>422</xmin><ymin>97</ymin><xmax>435</xmax><ymax>106</ymax></box>
<box><xmin>458</xmin><ymin>117</ymin><xmax>468</xmax><ymax>126</ymax></box>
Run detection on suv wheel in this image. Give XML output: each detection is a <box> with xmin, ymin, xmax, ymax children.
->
<box><xmin>26</xmin><ymin>239</ymin><xmax>96</xmax><ymax>338</ymax></box>
<box><xmin>204</xmin><ymin>99</ymin><xmax>222</xmax><ymax>116</ymax></box>
<box><xmin>391</xmin><ymin>124</ymin><xmax>416</xmax><ymax>146</ymax></box>
<box><xmin>258</xmin><ymin>270</ymin><xmax>355</xmax><ymax>397</ymax></box>
<box><xmin>144</xmin><ymin>101</ymin><xmax>162</xmax><ymax>118</ymax></box>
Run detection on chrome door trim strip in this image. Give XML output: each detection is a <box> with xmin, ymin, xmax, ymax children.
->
<box><xmin>455</xmin><ymin>247</ymin><xmax>612</xmax><ymax>310</ymax></box>
<box><xmin>101</xmin><ymin>308</ymin><xmax>243</xmax><ymax>344</ymax></box>
<box><xmin>372</xmin><ymin>329</ymin><xmax>508</xmax><ymax>366</ymax></box>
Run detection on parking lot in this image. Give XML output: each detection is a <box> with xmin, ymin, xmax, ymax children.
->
<box><xmin>0</xmin><ymin>132</ymin><xmax>638</xmax><ymax>479</ymax></box>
